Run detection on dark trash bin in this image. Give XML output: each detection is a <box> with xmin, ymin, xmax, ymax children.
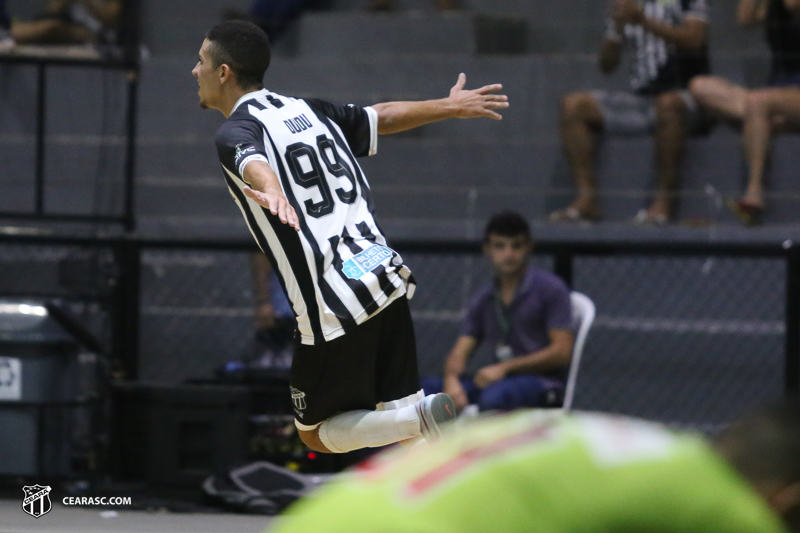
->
<box><xmin>0</xmin><ymin>301</ymin><xmax>81</xmax><ymax>476</ymax></box>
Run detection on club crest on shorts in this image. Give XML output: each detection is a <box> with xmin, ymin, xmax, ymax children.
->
<box><xmin>291</xmin><ymin>387</ymin><xmax>307</xmax><ymax>411</ymax></box>
<box><xmin>22</xmin><ymin>485</ymin><xmax>52</xmax><ymax>518</ymax></box>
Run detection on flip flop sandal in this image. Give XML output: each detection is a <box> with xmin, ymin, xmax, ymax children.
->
<box><xmin>548</xmin><ymin>207</ymin><xmax>599</xmax><ymax>223</ymax></box>
<box><xmin>632</xmin><ymin>209</ymin><xmax>668</xmax><ymax>226</ymax></box>
<box><xmin>726</xmin><ymin>198</ymin><xmax>763</xmax><ymax>226</ymax></box>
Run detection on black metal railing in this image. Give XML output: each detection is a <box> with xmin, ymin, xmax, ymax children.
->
<box><xmin>0</xmin><ymin>47</ymin><xmax>139</xmax><ymax>230</ymax></box>
<box><xmin>0</xmin><ymin>232</ymin><xmax>795</xmax><ymax>428</ymax></box>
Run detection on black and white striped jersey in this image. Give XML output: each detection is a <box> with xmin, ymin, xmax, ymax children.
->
<box><xmin>215</xmin><ymin>89</ymin><xmax>414</xmax><ymax>346</ymax></box>
<box><xmin>608</xmin><ymin>0</ymin><xmax>710</xmax><ymax>94</ymax></box>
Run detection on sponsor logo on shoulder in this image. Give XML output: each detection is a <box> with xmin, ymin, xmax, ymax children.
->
<box><xmin>342</xmin><ymin>245</ymin><xmax>394</xmax><ymax>280</ymax></box>
<box><xmin>234</xmin><ymin>143</ymin><xmax>256</xmax><ymax>165</ymax></box>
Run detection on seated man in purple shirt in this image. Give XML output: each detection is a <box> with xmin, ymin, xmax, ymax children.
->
<box><xmin>422</xmin><ymin>212</ymin><xmax>575</xmax><ymax>413</ymax></box>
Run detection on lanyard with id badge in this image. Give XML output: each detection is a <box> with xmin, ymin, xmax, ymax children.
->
<box><xmin>493</xmin><ymin>291</ymin><xmax>514</xmax><ymax>362</ymax></box>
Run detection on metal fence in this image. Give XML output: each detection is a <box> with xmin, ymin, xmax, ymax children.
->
<box><xmin>0</xmin><ymin>233</ymin><xmax>796</xmax><ymax>432</ymax></box>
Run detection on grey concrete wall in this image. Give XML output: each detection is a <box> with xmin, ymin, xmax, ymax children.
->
<box><xmin>0</xmin><ymin>1</ymin><xmax>794</xmax><ymax>430</ymax></box>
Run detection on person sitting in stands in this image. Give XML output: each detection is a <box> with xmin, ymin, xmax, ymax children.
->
<box><xmin>690</xmin><ymin>0</ymin><xmax>800</xmax><ymax>225</ymax></box>
<box><xmin>421</xmin><ymin>211</ymin><xmax>574</xmax><ymax>413</ymax></box>
<box><xmin>549</xmin><ymin>0</ymin><xmax>711</xmax><ymax>225</ymax></box>
<box><xmin>11</xmin><ymin>0</ymin><xmax>120</xmax><ymax>46</ymax></box>
<box><xmin>223</xmin><ymin>0</ymin><xmax>334</xmax><ymax>43</ymax></box>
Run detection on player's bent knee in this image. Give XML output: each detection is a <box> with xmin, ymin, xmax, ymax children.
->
<box><xmin>298</xmin><ymin>427</ymin><xmax>335</xmax><ymax>454</ymax></box>
<box><xmin>656</xmin><ymin>92</ymin><xmax>686</xmax><ymax>116</ymax></box>
<box><xmin>744</xmin><ymin>91</ymin><xmax>774</xmax><ymax>116</ymax></box>
<box><xmin>561</xmin><ymin>92</ymin><xmax>596</xmax><ymax>122</ymax></box>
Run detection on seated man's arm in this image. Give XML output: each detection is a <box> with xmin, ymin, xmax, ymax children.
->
<box><xmin>600</xmin><ymin>39</ymin><xmax>623</xmax><ymax>74</ymax></box>
<box><xmin>615</xmin><ymin>0</ymin><xmax>708</xmax><ymax>50</ymax></box>
<box><xmin>640</xmin><ymin>17</ymin><xmax>707</xmax><ymax>50</ymax></box>
<box><xmin>500</xmin><ymin>329</ymin><xmax>574</xmax><ymax>375</ymax></box>
<box><xmin>600</xmin><ymin>15</ymin><xmax>625</xmax><ymax>74</ymax></box>
<box><xmin>82</xmin><ymin>0</ymin><xmax>122</xmax><ymax>28</ymax></box>
<box><xmin>370</xmin><ymin>73</ymin><xmax>508</xmax><ymax>135</ymax></box>
<box><xmin>474</xmin><ymin>329</ymin><xmax>574</xmax><ymax>388</ymax></box>
<box><xmin>738</xmin><ymin>0</ymin><xmax>768</xmax><ymax>26</ymax></box>
<box><xmin>783</xmin><ymin>0</ymin><xmax>800</xmax><ymax>13</ymax></box>
<box><xmin>443</xmin><ymin>336</ymin><xmax>477</xmax><ymax>412</ymax></box>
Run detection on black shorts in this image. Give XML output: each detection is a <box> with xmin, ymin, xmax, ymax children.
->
<box><xmin>289</xmin><ymin>297</ymin><xmax>420</xmax><ymax>430</ymax></box>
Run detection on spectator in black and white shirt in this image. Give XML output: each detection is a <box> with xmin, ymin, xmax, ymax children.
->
<box><xmin>550</xmin><ymin>0</ymin><xmax>711</xmax><ymax>225</ymax></box>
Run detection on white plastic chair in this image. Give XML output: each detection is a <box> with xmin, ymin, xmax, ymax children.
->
<box><xmin>562</xmin><ymin>291</ymin><xmax>596</xmax><ymax>411</ymax></box>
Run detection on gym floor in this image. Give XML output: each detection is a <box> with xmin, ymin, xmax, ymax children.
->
<box><xmin>0</xmin><ymin>500</ymin><xmax>276</xmax><ymax>533</ymax></box>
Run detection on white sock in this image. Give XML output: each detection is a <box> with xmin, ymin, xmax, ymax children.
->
<box><xmin>398</xmin><ymin>435</ymin><xmax>426</xmax><ymax>449</ymax></box>
<box><xmin>376</xmin><ymin>389</ymin><xmax>425</xmax><ymax>411</ymax></box>
<box><xmin>317</xmin><ymin>405</ymin><xmax>421</xmax><ymax>453</ymax></box>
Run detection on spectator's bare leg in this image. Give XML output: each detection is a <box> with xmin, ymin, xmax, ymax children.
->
<box><xmin>554</xmin><ymin>92</ymin><xmax>604</xmax><ymax>220</ymax></box>
<box><xmin>741</xmin><ymin>88</ymin><xmax>800</xmax><ymax>211</ymax></box>
<box><xmin>689</xmin><ymin>76</ymin><xmax>747</xmax><ymax>124</ymax></box>
<box><xmin>81</xmin><ymin>0</ymin><xmax>121</xmax><ymax>29</ymax></box>
<box><xmin>12</xmin><ymin>19</ymin><xmax>93</xmax><ymax>44</ymax></box>
<box><xmin>647</xmin><ymin>91</ymin><xmax>687</xmax><ymax>220</ymax></box>
<box><xmin>44</xmin><ymin>0</ymin><xmax>74</xmax><ymax>15</ymax></box>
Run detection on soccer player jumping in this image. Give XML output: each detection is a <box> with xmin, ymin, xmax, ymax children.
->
<box><xmin>192</xmin><ymin>21</ymin><xmax>509</xmax><ymax>453</ymax></box>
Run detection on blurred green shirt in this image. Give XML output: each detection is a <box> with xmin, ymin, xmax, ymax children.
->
<box><xmin>270</xmin><ymin>411</ymin><xmax>787</xmax><ymax>533</ymax></box>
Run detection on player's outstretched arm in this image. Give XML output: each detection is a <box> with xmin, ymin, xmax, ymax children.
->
<box><xmin>371</xmin><ymin>73</ymin><xmax>509</xmax><ymax>135</ymax></box>
<box><xmin>242</xmin><ymin>161</ymin><xmax>301</xmax><ymax>231</ymax></box>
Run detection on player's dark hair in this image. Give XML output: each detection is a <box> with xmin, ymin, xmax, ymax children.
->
<box><xmin>715</xmin><ymin>398</ymin><xmax>800</xmax><ymax>486</ymax></box>
<box><xmin>484</xmin><ymin>211</ymin><xmax>531</xmax><ymax>242</ymax></box>
<box><xmin>206</xmin><ymin>21</ymin><xmax>271</xmax><ymax>90</ymax></box>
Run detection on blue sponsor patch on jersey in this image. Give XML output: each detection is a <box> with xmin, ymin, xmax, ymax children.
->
<box><xmin>342</xmin><ymin>245</ymin><xmax>394</xmax><ymax>280</ymax></box>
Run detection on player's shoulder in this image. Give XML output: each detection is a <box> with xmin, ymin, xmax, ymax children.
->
<box><xmin>215</xmin><ymin>108</ymin><xmax>263</xmax><ymax>146</ymax></box>
<box><xmin>303</xmin><ymin>97</ymin><xmax>364</xmax><ymax>116</ymax></box>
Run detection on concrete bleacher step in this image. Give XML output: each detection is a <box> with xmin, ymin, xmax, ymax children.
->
<box><xmin>135</xmin><ymin>109</ymin><xmax>800</xmax><ymax>231</ymax></box>
<box><xmin>137</xmin><ymin>55</ymin><xmax>532</xmax><ymax>139</ymax></box>
<box><xmin>136</xmin><ymin>53</ymin><xmax>619</xmax><ymax>142</ymax></box>
<box><xmin>329</xmin><ymin>0</ymin><xmax>768</xmax><ymax>54</ymax></box>
<box><xmin>132</xmin><ymin>131</ymin><xmax>800</xmax><ymax>238</ymax></box>
<box><xmin>1</xmin><ymin>43</ymin><xmax>792</xmax><ymax>235</ymax></box>
<box><xmin>296</xmin><ymin>11</ymin><xmax>526</xmax><ymax>56</ymax></box>
<box><xmin>1</xmin><ymin>49</ymin><xmax>796</xmax><ymax>233</ymax></box>
<box><xmin>42</xmin><ymin>0</ymin><xmax>769</xmax><ymax>59</ymax></box>
<box><xmin>295</xmin><ymin>10</ymin><xmax>619</xmax><ymax>56</ymax></box>
<box><xmin>137</xmin><ymin>52</ymin><xmax>769</xmax><ymax>146</ymax></box>
<box><xmin>138</xmin><ymin>49</ymin><xmax>769</xmax><ymax>141</ymax></box>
